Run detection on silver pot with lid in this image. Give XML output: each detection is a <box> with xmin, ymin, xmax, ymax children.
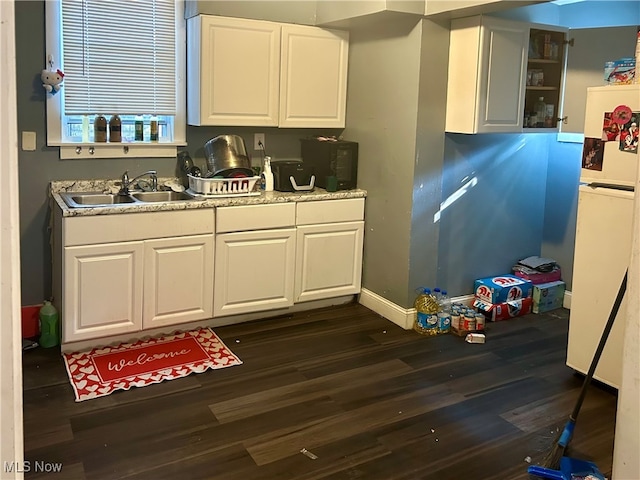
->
<box><xmin>204</xmin><ymin>135</ymin><xmax>253</xmax><ymax>177</ymax></box>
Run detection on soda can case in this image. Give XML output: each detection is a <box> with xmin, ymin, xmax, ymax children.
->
<box><xmin>474</xmin><ymin>297</ymin><xmax>533</xmax><ymax>322</ymax></box>
<box><xmin>474</xmin><ymin>274</ymin><xmax>532</xmax><ymax>304</ymax></box>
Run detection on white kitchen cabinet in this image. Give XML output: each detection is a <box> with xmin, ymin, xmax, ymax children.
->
<box><xmin>446</xmin><ymin>15</ymin><xmax>567</xmax><ymax>134</ymax></box>
<box><xmin>214</xmin><ymin>229</ymin><xmax>296</xmax><ymax>316</ymax></box>
<box><xmin>214</xmin><ymin>203</ymin><xmax>296</xmax><ymax>317</ymax></box>
<box><xmin>295</xmin><ymin>222</ymin><xmax>364</xmax><ymax>302</ymax></box>
<box><xmin>446</xmin><ymin>15</ymin><xmax>528</xmax><ymax>134</ymax></box>
<box><xmin>56</xmin><ymin>209</ymin><xmax>215</xmax><ymax>344</ymax></box>
<box><xmin>295</xmin><ymin>198</ymin><xmax>364</xmax><ymax>302</ymax></box>
<box><xmin>143</xmin><ymin>235</ymin><xmax>214</xmax><ymax>330</ymax></box>
<box><xmin>63</xmin><ymin>242</ymin><xmax>144</xmax><ymax>343</ymax></box>
<box><xmin>187</xmin><ymin>15</ymin><xmax>348</xmax><ymax>127</ymax></box>
<box><xmin>187</xmin><ymin>15</ymin><xmax>281</xmax><ymax>126</ymax></box>
<box><xmin>279</xmin><ymin>24</ymin><xmax>349</xmax><ymax>128</ymax></box>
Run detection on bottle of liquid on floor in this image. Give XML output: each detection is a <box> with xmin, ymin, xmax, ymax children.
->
<box><xmin>414</xmin><ymin>288</ymin><xmax>439</xmax><ymax>336</ymax></box>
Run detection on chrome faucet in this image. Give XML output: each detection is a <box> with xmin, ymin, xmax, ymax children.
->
<box><xmin>119</xmin><ymin>170</ymin><xmax>158</xmax><ymax>195</ymax></box>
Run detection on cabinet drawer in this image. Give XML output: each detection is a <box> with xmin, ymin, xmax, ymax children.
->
<box><xmin>296</xmin><ymin>198</ymin><xmax>364</xmax><ymax>225</ymax></box>
<box><xmin>64</xmin><ymin>209</ymin><xmax>215</xmax><ymax>246</ymax></box>
<box><xmin>216</xmin><ymin>203</ymin><xmax>296</xmax><ymax>233</ymax></box>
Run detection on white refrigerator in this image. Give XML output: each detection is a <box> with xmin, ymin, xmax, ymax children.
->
<box><xmin>566</xmin><ymin>84</ymin><xmax>640</xmax><ymax>389</ymax></box>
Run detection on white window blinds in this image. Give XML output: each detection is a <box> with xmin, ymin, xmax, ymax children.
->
<box><xmin>61</xmin><ymin>0</ymin><xmax>177</xmax><ymax>115</ymax></box>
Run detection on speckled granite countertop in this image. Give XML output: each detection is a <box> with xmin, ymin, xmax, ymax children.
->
<box><xmin>50</xmin><ymin>178</ymin><xmax>367</xmax><ymax>217</ymax></box>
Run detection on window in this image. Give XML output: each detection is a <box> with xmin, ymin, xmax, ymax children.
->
<box><xmin>45</xmin><ymin>0</ymin><xmax>186</xmax><ymax>159</ymax></box>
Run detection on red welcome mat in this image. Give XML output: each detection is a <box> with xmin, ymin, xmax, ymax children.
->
<box><xmin>62</xmin><ymin>328</ymin><xmax>242</xmax><ymax>402</ymax></box>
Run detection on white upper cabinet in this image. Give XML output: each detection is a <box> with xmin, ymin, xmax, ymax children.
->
<box><xmin>187</xmin><ymin>15</ymin><xmax>349</xmax><ymax>128</ymax></box>
<box><xmin>279</xmin><ymin>25</ymin><xmax>349</xmax><ymax>128</ymax></box>
<box><xmin>446</xmin><ymin>15</ymin><xmax>567</xmax><ymax>134</ymax></box>
<box><xmin>446</xmin><ymin>15</ymin><xmax>528</xmax><ymax>134</ymax></box>
<box><xmin>187</xmin><ymin>16</ymin><xmax>281</xmax><ymax>126</ymax></box>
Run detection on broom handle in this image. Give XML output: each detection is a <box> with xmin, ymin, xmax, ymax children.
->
<box><xmin>570</xmin><ymin>269</ymin><xmax>627</xmax><ymax>422</ymax></box>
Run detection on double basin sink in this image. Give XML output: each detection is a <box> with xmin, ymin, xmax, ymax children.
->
<box><xmin>61</xmin><ymin>190</ymin><xmax>196</xmax><ymax>208</ymax></box>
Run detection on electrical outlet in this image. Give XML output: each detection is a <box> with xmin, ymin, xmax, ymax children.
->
<box><xmin>254</xmin><ymin>133</ymin><xmax>265</xmax><ymax>150</ymax></box>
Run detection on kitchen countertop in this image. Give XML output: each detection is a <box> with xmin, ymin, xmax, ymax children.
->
<box><xmin>50</xmin><ymin>178</ymin><xmax>367</xmax><ymax>217</ymax></box>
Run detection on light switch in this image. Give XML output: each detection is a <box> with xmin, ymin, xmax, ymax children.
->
<box><xmin>22</xmin><ymin>131</ymin><xmax>36</xmax><ymax>151</ymax></box>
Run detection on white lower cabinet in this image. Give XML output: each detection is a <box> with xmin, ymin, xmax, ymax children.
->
<box><xmin>295</xmin><ymin>222</ymin><xmax>364</xmax><ymax>302</ymax></box>
<box><xmin>294</xmin><ymin>198</ymin><xmax>365</xmax><ymax>303</ymax></box>
<box><xmin>213</xmin><ymin>203</ymin><xmax>297</xmax><ymax>317</ymax></box>
<box><xmin>214</xmin><ymin>228</ymin><xmax>296</xmax><ymax>317</ymax></box>
<box><xmin>143</xmin><ymin>235</ymin><xmax>214</xmax><ymax>330</ymax></box>
<box><xmin>64</xmin><ymin>241</ymin><xmax>144</xmax><ymax>343</ymax></box>
<box><xmin>56</xmin><ymin>197</ymin><xmax>365</xmax><ymax>345</ymax></box>
<box><xmin>57</xmin><ymin>209</ymin><xmax>215</xmax><ymax>344</ymax></box>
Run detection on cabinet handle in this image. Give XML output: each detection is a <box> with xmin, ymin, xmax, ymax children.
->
<box><xmin>563</xmin><ymin>38</ymin><xmax>574</xmax><ymax>47</ymax></box>
<box><xmin>557</xmin><ymin>116</ymin><xmax>568</xmax><ymax>124</ymax></box>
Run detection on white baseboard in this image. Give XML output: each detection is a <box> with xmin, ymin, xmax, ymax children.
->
<box><xmin>564</xmin><ymin>290</ymin><xmax>572</xmax><ymax>309</ymax></box>
<box><xmin>358</xmin><ymin>288</ymin><xmax>415</xmax><ymax>329</ymax></box>
<box><xmin>358</xmin><ymin>290</ymin><xmax>477</xmax><ymax>330</ymax></box>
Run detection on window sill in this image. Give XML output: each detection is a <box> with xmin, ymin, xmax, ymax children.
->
<box><xmin>55</xmin><ymin>142</ymin><xmax>187</xmax><ymax>160</ymax></box>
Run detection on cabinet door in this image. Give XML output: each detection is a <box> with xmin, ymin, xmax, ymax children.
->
<box><xmin>446</xmin><ymin>16</ymin><xmax>528</xmax><ymax>133</ymax></box>
<box><xmin>524</xmin><ymin>26</ymin><xmax>567</xmax><ymax>131</ymax></box>
<box><xmin>279</xmin><ymin>25</ymin><xmax>349</xmax><ymax>128</ymax></box>
<box><xmin>64</xmin><ymin>242</ymin><xmax>143</xmax><ymax>343</ymax></box>
<box><xmin>295</xmin><ymin>222</ymin><xmax>364</xmax><ymax>303</ymax></box>
<box><xmin>187</xmin><ymin>15</ymin><xmax>281</xmax><ymax>126</ymax></box>
<box><xmin>214</xmin><ymin>229</ymin><xmax>296</xmax><ymax>317</ymax></box>
<box><xmin>143</xmin><ymin>235</ymin><xmax>214</xmax><ymax>329</ymax></box>
<box><xmin>477</xmin><ymin>17</ymin><xmax>528</xmax><ymax>133</ymax></box>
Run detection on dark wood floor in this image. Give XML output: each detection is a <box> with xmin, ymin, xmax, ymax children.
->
<box><xmin>22</xmin><ymin>301</ymin><xmax>617</xmax><ymax>480</ymax></box>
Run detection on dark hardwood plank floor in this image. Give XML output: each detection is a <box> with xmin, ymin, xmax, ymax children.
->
<box><xmin>21</xmin><ymin>301</ymin><xmax>617</xmax><ymax>479</ymax></box>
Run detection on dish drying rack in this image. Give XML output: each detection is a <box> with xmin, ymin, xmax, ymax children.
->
<box><xmin>187</xmin><ymin>174</ymin><xmax>261</xmax><ymax>197</ymax></box>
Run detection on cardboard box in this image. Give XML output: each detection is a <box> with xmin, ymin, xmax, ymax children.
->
<box><xmin>604</xmin><ymin>58</ymin><xmax>636</xmax><ymax>85</ymax></box>
<box><xmin>474</xmin><ymin>274</ymin><xmax>533</xmax><ymax>304</ymax></box>
<box><xmin>532</xmin><ymin>280</ymin><xmax>566</xmax><ymax>313</ymax></box>
<box><xmin>474</xmin><ymin>297</ymin><xmax>533</xmax><ymax>322</ymax></box>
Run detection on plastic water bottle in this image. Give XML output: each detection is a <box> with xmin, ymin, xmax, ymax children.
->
<box><xmin>414</xmin><ymin>288</ymin><xmax>439</xmax><ymax>336</ymax></box>
<box><xmin>440</xmin><ymin>290</ymin><xmax>451</xmax><ymax>313</ymax></box>
<box><xmin>535</xmin><ymin>97</ymin><xmax>546</xmax><ymax>127</ymax></box>
<box><xmin>433</xmin><ymin>287</ymin><xmax>442</xmax><ymax>308</ymax></box>
<box><xmin>39</xmin><ymin>301</ymin><xmax>60</xmax><ymax>348</ymax></box>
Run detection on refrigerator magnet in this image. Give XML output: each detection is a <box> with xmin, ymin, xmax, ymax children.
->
<box><xmin>602</xmin><ymin>112</ymin><xmax>620</xmax><ymax>142</ymax></box>
<box><xmin>619</xmin><ymin>113</ymin><xmax>639</xmax><ymax>154</ymax></box>
<box><xmin>611</xmin><ymin>104</ymin><xmax>633</xmax><ymax>124</ymax></box>
<box><xmin>582</xmin><ymin>138</ymin><xmax>604</xmax><ymax>171</ymax></box>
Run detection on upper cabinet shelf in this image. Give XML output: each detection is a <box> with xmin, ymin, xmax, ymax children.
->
<box><xmin>529</xmin><ymin>59</ymin><xmax>562</xmax><ymax>64</ymax></box>
<box><xmin>186</xmin><ymin>15</ymin><xmax>349</xmax><ymax>128</ymax></box>
<box><xmin>445</xmin><ymin>15</ymin><xmax>567</xmax><ymax>134</ymax></box>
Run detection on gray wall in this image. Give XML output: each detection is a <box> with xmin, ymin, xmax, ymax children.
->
<box><xmin>541</xmin><ymin>140</ymin><xmax>581</xmax><ymax>290</ymax></box>
<box><xmin>492</xmin><ymin>0</ymin><xmax>640</xmax><ymax>28</ymax></box>
<box><xmin>439</xmin><ymin>133</ymin><xmax>550</xmax><ymax>294</ymax></box>
<box><xmin>408</xmin><ymin>18</ymin><xmax>450</xmax><ymax>305</ymax></box>
<box><xmin>342</xmin><ymin>16</ymin><xmax>423</xmax><ymax>308</ymax></box>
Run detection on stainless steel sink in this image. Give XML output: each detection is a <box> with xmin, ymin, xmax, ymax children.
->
<box><xmin>61</xmin><ymin>192</ymin><xmax>136</xmax><ymax>208</ymax></box>
<box><xmin>60</xmin><ymin>190</ymin><xmax>197</xmax><ymax>208</ymax></box>
<box><xmin>131</xmin><ymin>191</ymin><xmax>193</xmax><ymax>202</ymax></box>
